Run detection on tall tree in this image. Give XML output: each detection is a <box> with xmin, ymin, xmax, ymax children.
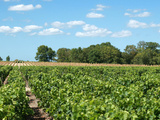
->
<box><xmin>57</xmin><ymin>48</ymin><xmax>71</xmax><ymax>62</ymax></box>
<box><xmin>122</xmin><ymin>45</ymin><xmax>137</xmax><ymax>64</ymax></box>
<box><xmin>100</xmin><ymin>43</ymin><xmax>122</xmax><ymax>63</ymax></box>
<box><xmin>6</xmin><ymin>56</ymin><xmax>10</xmax><ymax>61</ymax></box>
<box><xmin>35</xmin><ymin>45</ymin><xmax>56</xmax><ymax>62</ymax></box>
<box><xmin>70</xmin><ymin>47</ymin><xmax>83</xmax><ymax>62</ymax></box>
<box><xmin>0</xmin><ymin>57</ymin><xmax>3</xmax><ymax>61</ymax></box>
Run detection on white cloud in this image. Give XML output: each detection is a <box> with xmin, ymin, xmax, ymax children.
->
<box><xmin>35</xmin><ymin>4</ymin><xmax>41</xmax><ymax>9</ymax></box>
<box><xmin>91</xmin><ymin>4</ymin><xmax>109</xmax><ymax>11</ymax></box>
<box><xmin>11</xmin><ymin>27</ymin><xmax>23</xmax><ymax>33</ymax></box>
<box><xmin>125</xmin><ymin>9</ymin><xmax>150</xmax><ymax>17</ymax></box>
<box><xmin>128</xmin><ymin>20</ymin><xmax>148</xmax><ymax>28</ymax></box>
<box><xmin>86</xmin><ymin>12</ymin><xmax>104</xmax><ymax>18</ymax></box>
<box><xmin>51</xmin><ymin>21</ymin><xmax>65</xmax><ymax>28</ymax></box>
<box><xmin>51</xmin><ymin>21</ymin><xmax>85</xmax><ymax>28</ymax></box>
<box><xmin>136</xmin><ymin>12</ymin><xmax>150</xmax><ymax>17</ymax></box>
<box><xmin>67</xmin><ymin>21</ymin><xmax>85</xmax><ymax>26</ymax></box>
<box><xmin>124</xmin><ymin>13</ymin><xmax>130</xmax><ymax>16</ymax></box>
<box><xmin>0</xmin><ymin>25</ymin><xmax>42</xmax><ymax>35</ymax></box>
<box><xmin>150</xmin><ymin>23</ymin><xmax>160</xmax><ymax>27</ymax></box>
<box><xmin>0</xmin><ymin>26</ymin><xmax>23</xmax><ymax>33</ymax></box>
<box><xmin>83</xmin><ymin>24</ymin><xmax>98</xmax><ymax>31</ymax></box>
<box><xmin>127</xmin><ymin>9</ymin><xmax>146</xmax><ymax>13</ymax></box>
<box><xmin>128</xmin><ymin>20</ymin><xmax>160</xmax><ymax>29</ymax></box>
<box><xmin>8</xmin><ymin>4</ymin><xmax>42</xmax><ymax>11</ymax></box>
<box><xmin>38</xmin><ymin>28</ymin><xmax>64</xmax><ymax>35</ymax></box>
<box><xmin>0</xmin><ymin>26</ymin><xmax>12</xmax><ymax>33</ymax></box>
<box><xmin>76</xmin><ymin>24</ymin><xmax>112</xmax><ymax>37</ymax></box>
<box><xmin>125</xmin><ymin>12</ymin><xmax>150</xmax><ymax>17</ymax></box>
<box><xmin>23</xmin><ymin>25</ymin><xmax>43</xmax><ymax>32</ymax></box>
<box><xmin>111</xmin><ymin>30</ymin><xmax>132</xmax><ymax>38</ymax></box>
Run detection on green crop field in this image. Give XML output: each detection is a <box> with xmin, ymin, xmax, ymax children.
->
<box><xmin>0</xmin><ymin>65</ymin><xmax>160</xmax><ymax>119</ymax></box>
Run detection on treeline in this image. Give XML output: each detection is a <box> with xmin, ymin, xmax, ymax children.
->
<box><xmin>56</xmin><ymin>41</ymin><xmax>160</xmax><ymax>65</ymax></box>
<box><xmin>0</xmin><ymin>56</ymin><xmax>10</xmax><ymax>61</ymax></box>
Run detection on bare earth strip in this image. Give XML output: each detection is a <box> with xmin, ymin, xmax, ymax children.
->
<box><xmin>3</xmin><ymin>75</ymin><xmax>9</xmax><ymax>85</ymax></box>
<box><xmin>1</xmin><ymin>64</ymin><xmax>52</xmax><ymax>120</ymax></box>
<box><xmin>0</xmin><ymin>61</ymin><xmax>160</xmax><ymax>67</ymax></box>
<box><xmin>25</xmin><ymin>80</ymin><xmax>52</xmax><ymax>120</ymax></box>
<box><xmin>20</xmin><ymin>70</ymin><xmax>52</xmax><ymax>120</ymax></box>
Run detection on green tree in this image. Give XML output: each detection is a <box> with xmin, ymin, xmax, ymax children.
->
<box><xmin>57</xmin><ymin>48</ymin><xmax>71</xmax><ymax>62</ymax></box>
<box><xmin>122</xmin><ymin>45</ymin><xmax>137</xmax><ymax>64</ymax></box>
<box><xmin>135</xmin><ymin>41</ymin><xmax>160</xmax><ymax>65</ymax></box>
<box><xmin>100</xmin><ymin>43</ymin><xmax>122</xmax><ymax>64</ymax></box>
<box><xmin>132</xmin><ymin>49</ymin><xmax>155</xmax><ymax>65</ymax></box>
<box><xmin>0</xmin><ymin>57</ymin><xmax>3</xmax><ymax>61</ymax></box>
<box><xmin>6</xmin><ymin>56</ymin><xmax>10</xmax><ymax>61</ymax></box>
<box><xmin>70</xmin><ymin>47</ymin><xmax>83</xmax><ymax>62</ymax></box>
<box><xmin>35</xmin><ymin>45</ymin><xmax>56</xmax><ymax>62</ymax></box>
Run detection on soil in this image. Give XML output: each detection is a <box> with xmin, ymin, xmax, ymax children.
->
<box><xmin>25</xmin><ymin>80</ymin><xmax>53</xmax><ymax>120</ymax></box>
<box><xmin>3</xmin><ymin>75</ymin><xmax>9</xmax><ymax>85</ymax></box>
<box><xmin>2</xmin><ymin>66</ymin><xmax>53</xmax><ymax>120</ymax></box>
<box><xmin>25</xmin><ymin>76</ymin><xmax>53</xmax><ymax>120</ymax></box>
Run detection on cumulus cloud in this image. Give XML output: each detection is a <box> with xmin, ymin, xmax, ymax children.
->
<box><xmin>91</xmin><ymin>4</ymin><xmax>109</xmax><ymax>11</ymax></box>
<box><xmin>125</xmin><ymin>9</ymin><xmax>150</xmax><ymax>17</ymax></box>
<box><xmin>8</xmin><ymin>4</ymin><xmax>42</xmax><ymax>11</ymax></box>
<box><xmin>75</xmin><ymin>24</ymin><xmax>112</xmax><ymax>37</ymax></box>
<box><xmin>83</xmin><ymin>24</ymin><xmax>98</xmax><ymax>31</ymax></box>
<box><xmin>0</xmin><ymin>26</ymin><xmax>23</xmax><ymax>33</ymax></box>
<box><xmin>111</xmin><ymin>30</ymin><xmax>132</xmax><ymax>38</ymax></box>
<box><xmin>124</xmin><ymin>12</ymin><xmax>150</xmax><ymax>17</ymax></box>
<box><xmin>128</xmin><ymin>20</ymin><xmax>160</xmax><ymax>29</ymax></box>
<box><xmin>150</xmin><ymin>23</ymin><xmax>160</xmax><ymax>27</ymax></box>
<box><xmin>0</xmin><ymin>25</ymin><xmax>43</xmax><ymax>35</ymax></box>
<box><xmin>51</xmin><ymin>21</ymin><xmax>85</xmax><ymax>28</ymax></box>
<box><xmin>127</xmin><ymin>9</ymin><xmax>146</xmax><ymax>13</ymax></box>
<box><xmin>128</xmin><ymin>20</ymin><xmax>148</xmax><ymax>28</ymax></box>
<box><xmin>23</xmin><ymin>25</ymin><xmax>43</xmax><ymax>32</ymax></box>
<box><xmin>86</xmin><ymin>12</ymin><xmax>104</xmax><ymax>18</ymax></box>
<box><xmin>38</xmin><ymin>28</ymin><xmax>64</xmax><ymax>35</ymax></box>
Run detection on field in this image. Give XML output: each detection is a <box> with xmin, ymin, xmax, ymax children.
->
<box><xmin>0</xmin><ymin>62</ymin><xmax>160</xmax><ymax>119</ymax></box>
<box><xmin>0</xmin><ymin>61</ymin><xmax>157</xmax><ymax>67</ymax></box>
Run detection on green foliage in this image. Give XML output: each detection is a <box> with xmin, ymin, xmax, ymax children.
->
<box><xmin>57</xmin><ymin>48</ymin><xmax>71</xmax><ymax>62</ymax></box>
<box><xmin>56</xmin><ymin>41</ymin><xmax>160</xmax><ymax>65</ymax></box>
<box><xmin>0</xmin><ymin>68</ymin><xmax>33</xmax><ymax>120</ymax></box>
<box><xmin>35</xmin><ymin>45</ymin><xmax>56</xmax><ymax>62</ymax></box>
<box><xmin>0</xmin><ymin>66</ymin><xmax>12</xmax><ymax>84</ymax></box>
<box><xmin>122</xmin><ymin>45</ymin><xmax>137</xmax><ymax>64</ymax></box>
<box><xmin>0</xmin><ymin>57</ymin><xmax>3</xmax><ymax>61</ymax></box>
<box><xmin>21</xmin><ymin>66</ymin><xmax>160</xmax><ymax>119</ymax></box>
<box><xmin>56</xmin><ymin>42</ymin><xmax>122</xmax><ymax>64</ymax></box>
<box><xmin>6</xmin><ymin>56</ymin><xmax>10</xmax><ymax>61</ymax></box>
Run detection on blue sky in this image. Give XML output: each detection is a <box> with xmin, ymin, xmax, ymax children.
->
<box><xmin>0</xmin><ymin>0</ymin><xmax>160</xmax><ymax>61</ymax></box>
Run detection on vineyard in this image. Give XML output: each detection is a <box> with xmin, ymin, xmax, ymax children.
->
<box><xmin>0</xmin><ymin>64</ymin><xmax>160</xmax><ymax>119</ymax></box>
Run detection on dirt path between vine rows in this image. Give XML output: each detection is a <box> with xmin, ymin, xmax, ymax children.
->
<box><xmin>3</xmin><ymin>75</ymin><xmax>9</xmax><ymax>85</ymax></box>
<box><xmin>25</xmin><ymin>80</ymin><xmax>53</xmax><ymax>120</ymax></box>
